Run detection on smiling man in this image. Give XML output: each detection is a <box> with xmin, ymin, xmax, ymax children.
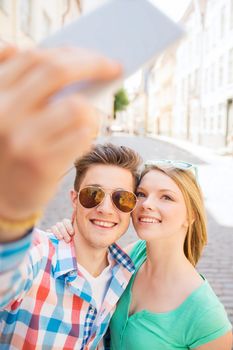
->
<box><xmin>0</xmin><ymin>143</ymin><xmax>142</xmax><ymax>350</ymax></box>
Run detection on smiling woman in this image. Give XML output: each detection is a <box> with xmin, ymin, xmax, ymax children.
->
<box><xmin>109</xmin><ymin>161</ymin><xmax>232</xmax><ymax>350</ymax></box>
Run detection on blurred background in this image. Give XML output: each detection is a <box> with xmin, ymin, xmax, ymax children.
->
<box><xmin>1</xmin><ymin>0</ymin><xmax>233</xmax><ymax>326</ymax></box>
<box><xmin>1</xmin><ymin>0</ymin><xmax>232</xmax><ymax>154</ymax></box>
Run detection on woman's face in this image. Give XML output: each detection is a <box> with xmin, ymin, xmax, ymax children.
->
<box><xmin>132</xmin><ymin>169</ymin><xmax>189</xmax><ymax>242</ymax></box>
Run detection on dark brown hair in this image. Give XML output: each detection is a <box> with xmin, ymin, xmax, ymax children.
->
<box><xmin>74</xmin><ymin>143</ymin><xmax>142</xmax><ymax>191</ymax></box>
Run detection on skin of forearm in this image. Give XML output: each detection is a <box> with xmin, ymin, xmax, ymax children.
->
<box><xmin>0</xmin><ymin>208</ymin><xmax>35</xmax><ymax>243</ymax></box>
<box><xmin>0</xmin><ymin>228</ymin><xmax>30</xmax><ymax>243</ymax></box>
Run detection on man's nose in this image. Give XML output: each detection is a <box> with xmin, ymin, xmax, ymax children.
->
<box><xmin>96</xmin><ymin>193</ymin><xmax>115</xmax><ymax>214</ymax></box>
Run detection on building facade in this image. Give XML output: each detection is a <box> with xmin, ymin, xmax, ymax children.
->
<box><xmin>138</xmin><ymin>0</ymin><xmax>233</xmax><ymax>150</ymax></box>
<box><xmin>0</xmin><ymin>0</ymin><xmax>81</xmax><ymax>46</ymax></box>
<box><xmin>174</xmin><ymin>0</ymin><xmax>233</xmax><ymax>149</ymax></box>
<box><xmin>147</xmin><ymin>45</ymin><xmax>177</xmax><ymax>136</ymax></box>
<box><xmin>0</xmin><ymin>0</ymin><xmax>115</xmax><ymax>120</ymax></box>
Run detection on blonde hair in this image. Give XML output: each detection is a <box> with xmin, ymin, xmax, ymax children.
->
<box><xmin>140</xmin><ymin>165</ymin><xmax>207</xmax><ymax>266</ymax></box>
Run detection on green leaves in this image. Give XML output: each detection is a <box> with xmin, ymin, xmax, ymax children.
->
<box><xmin>113</xmin><ymin>88</ymin><xmax>129</xmax><ymax>118</ymax></box>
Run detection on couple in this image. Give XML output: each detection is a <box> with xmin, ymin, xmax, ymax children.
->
<box><xmin>1</xmin><ymin>143</ymin><xmax>232</xmax><ymax>349</ymax></box>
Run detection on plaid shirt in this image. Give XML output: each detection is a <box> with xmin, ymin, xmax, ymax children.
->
<box><xmin>0</xmin><ymin>229</ymin><xmax>135</xmax><ymax>349</ymax></box>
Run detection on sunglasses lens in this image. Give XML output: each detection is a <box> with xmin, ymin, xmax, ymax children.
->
<box><xmin>174</xmin><ymin>162</ymin><xmax>192</xmax><ymax>169</ymax></box>
<box><xmin>79</xmin><ymin>187</ymin><xmax>105</xmax><ymax>208</ymax></box>
<box><xmin>112</xmin><ymin>190</ymin><xmax>137</xmax><ymax>213</ymax></box>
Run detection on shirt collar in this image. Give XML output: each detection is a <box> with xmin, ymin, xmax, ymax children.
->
<box><xmin>52</xmin><ymin>236</ymin><xmax>135</xmax><ymax>279</ymax></box>
<box><xmin>108</xmin><ymin>243</ymin><xmax>135</xmax><ymax>273</ymax></box>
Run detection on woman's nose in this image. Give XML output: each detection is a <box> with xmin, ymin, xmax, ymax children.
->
<box><xmin>141</xmin><ymin>195</ymin><xmax>158</xmax><ymax>211</ymax></box>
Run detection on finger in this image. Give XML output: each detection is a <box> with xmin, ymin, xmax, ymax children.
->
<box><xmin>8</xmin><ymin>95</ymin><xmax>99</xmax><ymax>156</ymax></box>
<box><xmin>50</xmin><ymin>225</ymin><xmax>63</xmax><ymax>240</ymax></box>
<box><xmin>0</xmin><ymin>49</ymin><xmax>45</xmax><ymax>90</ymax></box>
<box><xmin>57</xmin><ymin>222</ymin><xmax>71</xmax><ymax>243</ymax></box>
<box><xmin>11</xmin><ymin>47</ymin><xmax>122</xmax><ymax>107</ymax></box>
<box><xmin>36</xmin><ymin>95</ymin><xmax>98</xmax><ymax>142</ymax></box>
<box><xmin>46</xmin><ymin>127</ymin><xmax>94</xmax><ymax>170</ymax></box>
<box><xmin>0</xmin><ymin>45</ymin><xmax>18</xmax><ymax>64</ymax></box>
<box><xmin>63</xmin><ymin>218</ymin><xmax>75</xmax><ymax>236</ymax></box>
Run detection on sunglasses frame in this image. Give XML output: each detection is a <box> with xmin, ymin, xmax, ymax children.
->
<box><xmin>77</xmin><ymin>185</ymin><xmax>137</xmax><ymax>213</ymax></box>
<box><xmin>145</xmin><ymin>159</ymin><xmax>198</xmax><ymax>179</ymax></box>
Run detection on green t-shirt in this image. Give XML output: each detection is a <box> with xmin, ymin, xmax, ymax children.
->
<box><xmin>110</xmin><ymin>240</ymin><xmax>232</xmax><ymax>350</ymax></box>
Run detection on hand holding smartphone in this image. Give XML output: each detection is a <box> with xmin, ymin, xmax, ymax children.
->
<box><xmin>41</xmin><ymin>0</ymin><xmax>183</xmax><ymax>99</ymax></box>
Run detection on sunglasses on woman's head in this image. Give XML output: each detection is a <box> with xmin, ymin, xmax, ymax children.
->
<box><xmin>145</xmin><ymin>159</ymin><xmax>198</xmax><ymax>178</ymax></box>
<box><xmin>77</xmin><ymin>186</ymin><xmax>137</xmax><ymax>213</ymax></box>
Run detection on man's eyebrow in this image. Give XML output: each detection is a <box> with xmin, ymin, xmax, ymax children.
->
<box><xmin>85</xmin><ymin>184</ymin><xmax>125</xmax><ymax>190</ymax></box>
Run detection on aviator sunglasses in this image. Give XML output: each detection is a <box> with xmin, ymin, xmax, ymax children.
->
<box><xmin>77</xmin><ymin>186</ymin><xmax>137</xmax><ymax>213</ymax></box>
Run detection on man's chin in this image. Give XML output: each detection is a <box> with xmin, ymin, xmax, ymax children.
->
<box><xmin>90</xmin><ymin>237</ymin><xmax>116</xmax><ymax>249</ymax></box>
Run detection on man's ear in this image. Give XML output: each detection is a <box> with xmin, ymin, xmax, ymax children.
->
<box><xmin>70</xmin><ymin>189</ymin><xmax>78</xmax><ymax>209</ymax></box>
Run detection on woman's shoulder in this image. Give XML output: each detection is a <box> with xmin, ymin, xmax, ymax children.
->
<box><xmin>183</xmin><ymin>279</ymin><xmax>232</xmax><ymax>347</ymax></box>
<box><xmin>189</xmin><ymin>278</ymin><xmax>226</xmax><ymax>307</ymax></box>
<box><xmin>181</xmin><ymin>278</ymin><xmax>227</xmax><ymax>314</ymax></box>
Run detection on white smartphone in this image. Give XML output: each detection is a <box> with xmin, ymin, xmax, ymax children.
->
<box><xmin>41</xmin><ymin>0</ymin><xmax>183</xmax><ymax>98</ymax></box>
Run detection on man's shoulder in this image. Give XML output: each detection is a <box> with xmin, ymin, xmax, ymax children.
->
<box><xmin>27</xmin><ymin>228</ymin><xmax>64</xmax><ymax>276</ymax></box>
<box><xmin>30</xmin><ymin>228</ymin><xmax>58</xmax><ymax>261</ymax></box>
<box><xmin>33</xmin><ymin>229</ymin><xmax>76</xmax><ymax>276</ymax></box>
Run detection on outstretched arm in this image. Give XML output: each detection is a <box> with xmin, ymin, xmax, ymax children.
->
<box><xmin>0</xmin><ymin>45</ymin><xmax>121</xmax><ymax>243</ymax></box>
<box><xmin>0</xmin><ymin>45</ymin><xmax>121</xmax><ymax>307</ymax></box>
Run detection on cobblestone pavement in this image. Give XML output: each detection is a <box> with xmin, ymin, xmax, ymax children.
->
<box><xmin>40</xmin><ymin>135</ymin><xmax>233</xmax><ymax>325</ymax></box>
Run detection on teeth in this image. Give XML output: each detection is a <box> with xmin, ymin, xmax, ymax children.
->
<box><xmin>92</xmin><ymin>220</ymin><xmax>115</xmax><ymax>228</ymax></box>
<box><xmin>140</xmin><ymin>218</ymin><xmax>160</xmax><ymax>224</ymax></box>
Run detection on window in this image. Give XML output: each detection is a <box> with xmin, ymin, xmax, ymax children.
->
<box><xmin>0</xmin><ymin>0</ymin><xmax>10</xmax><ymax>14</ymax></box>
<box><xmin>196</xmin><ymin>33</ymin><xmax>201</xmax><ymax>56</ymax></box>
<box><xmin>209</xmin><ymin>68</ymin><xmax>213</xmax><ymax>92</ymax></box>
<box><xmin>42</xmin><ymin>11</ymin><xmax>52</xmax><ymax>38</ymax></box>
<box><xmin>204</xmin><ymin>68</ymin><xmax>208</xmax><ymax>93</ymax></box>
<box><xmin>20</xmin><ymin>0</ymin><xmax>32</xmax><ymax>36</ymax></box>
<box><xmin>202</xmin><ymin>109</ymin><xmax>206</xmax><ymax>131</ymax></box>
<box><xmin>209</xmin><ymin>106</ymin><xmax>215</xmax><ymax>131</ymax></box>
<box><xmin>212</xmin><ymin>17</ymin><xmax>217</xmax><ymax>47</ymax></box>
<box><xmin>210</xmin><ymin>63</ymin><xmax>215</xmax><ymax>92</ymax></box>
<box><xmin>217</xmin><ymin>103</ymin><xmax>225</xmax><ymax>130</ymax></box>
<box><xmin>188</xmin><ymin>74</ymin><xmax>191</xmax><ymax>95</ymax></box>
<box><xmin>205</xmin><ymin>29</ymin><xmax>209</xmax><ymax>53</ymax></box>
<box><xmin>228</xmin><ymin>48</ymin><xmax>233</xmax><ymax>84</ymax></box>
<box><xmin>220</xmin><ymin>6</ymin><xmax>226</xmax><ymax>38</ymax></box>
<box><xmin>196</xmin><ymin>68</ymin><xmax>200</xmax><ymax>92</ymax></box>
<box><xmin>218</xmin><ymin>56</ymin><xmax>224</xmax><ymax>86</ymax></box>
<box><xmin>231</xmin><ymin>0</ymin><xmax>233</xmax><ymax>29</ymax></box>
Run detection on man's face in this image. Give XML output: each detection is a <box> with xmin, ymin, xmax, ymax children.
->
<box><xmin>71</xmin><ymin>164</ymin><xmax>134</xmax><ymax>249</ymax></box>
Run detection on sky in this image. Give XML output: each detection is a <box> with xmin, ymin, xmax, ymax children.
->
<box><xmin>150</xmin><ymin>0</ymin><xmax>191</xmax><ymax>22</ymax></box>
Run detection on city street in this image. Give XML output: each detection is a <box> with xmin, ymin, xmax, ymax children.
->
<box><xmin>40</xmin><ymin>135</ymin><xmax>233</xmax><ymax>324</ymax></box>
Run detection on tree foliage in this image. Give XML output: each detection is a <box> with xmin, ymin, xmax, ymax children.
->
<box><xmin>113</xmin><ymin>88</ymin><xmax>129</xmax><ymax>118</ymax></box>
